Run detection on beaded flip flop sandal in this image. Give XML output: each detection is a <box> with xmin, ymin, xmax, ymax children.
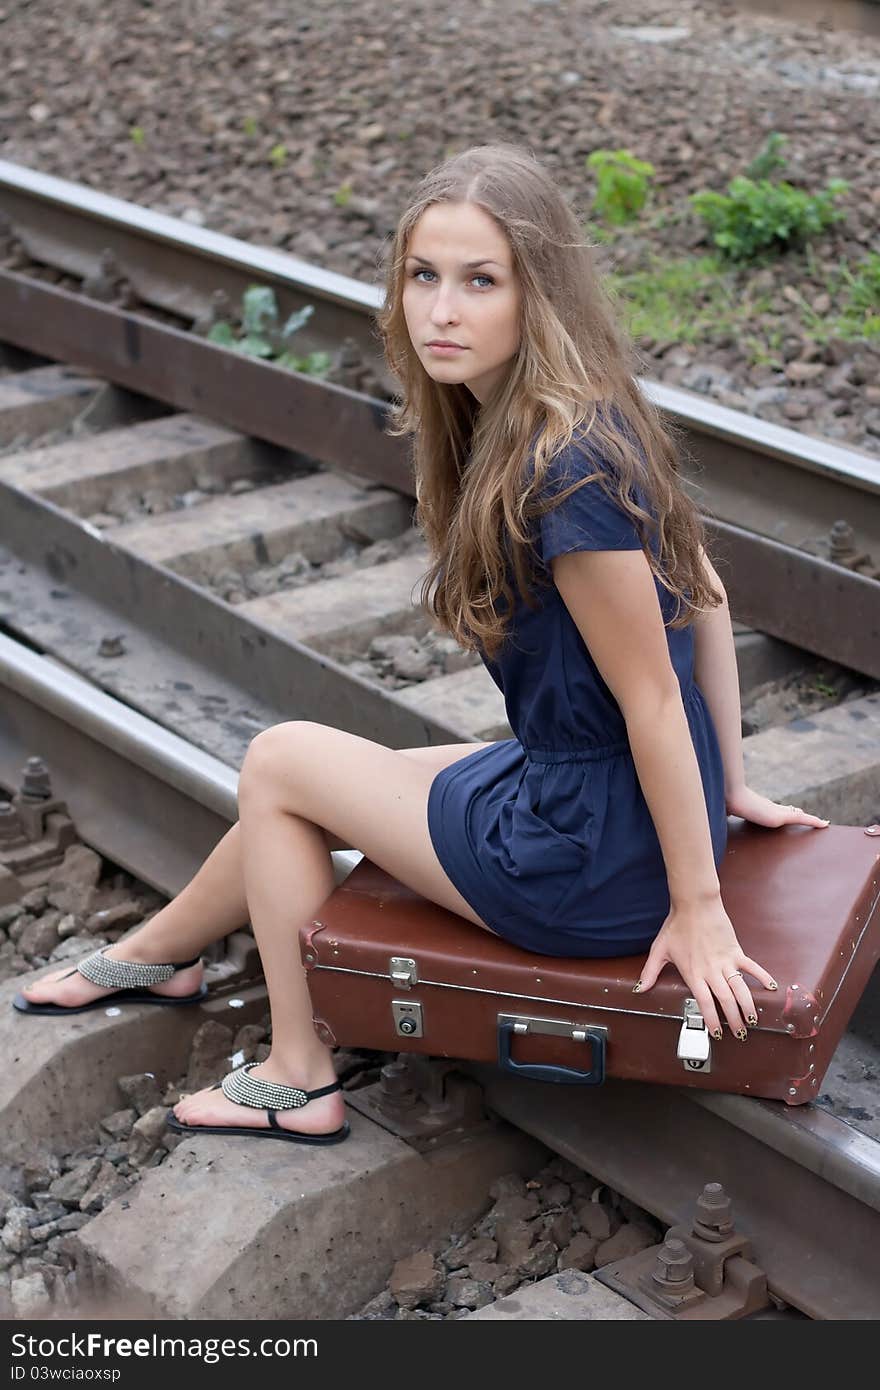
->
<box><xmin>12</xmin><ymin>946</ymin><xmax>208</xmax><ymax>1015</ymax></box>
<box><xmin>165</xmin><ymin>1061</ymin><xmax>351</xmax><ymax>1145</ymax></box>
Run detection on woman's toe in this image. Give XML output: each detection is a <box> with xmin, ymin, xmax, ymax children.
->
<box><xmin>21</xmin><ymin>977</ymin><xmax>50</xmax><ymax>996</ymax></box>
<box><xmin>171</xmin><ymin>1085</ymin><xmax>231</xmax><ymax>1127</ymax></box>
<box><xmin>20</xmin><ymin>982</ymin><xmax>50</xmax><ymax>1002</ymax></box>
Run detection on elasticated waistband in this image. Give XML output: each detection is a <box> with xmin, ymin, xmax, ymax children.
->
<box><xmin>523</xmin><ymin>741</ymin><xmax>631</xmax><ymax>764</ymax></box>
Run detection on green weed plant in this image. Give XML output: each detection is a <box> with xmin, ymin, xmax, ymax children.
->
<box><xmin>206</xmin><ymin>287</ymin><xmax>332</xmax><ymax>375</ymax></box>
<box><xmin>844</xmin><ymin>253</ymin><xmax>880</xmax><ymax>336</ymax></box>
<box><xmin>586</xmin><ymin>149</ymin><xmax>654</xmax><ymax>226</ymax></box>
<box><xmin>691</xmin><ymin>176</ymin><xmax>847</xmax><ymax>261</ymax></box>
<box><xmin>586</xmin><ymin>131</ymin><xmax>872</xmax><ymax>358</ymax></box>
<box><xmin>744</xmin><ymin>131</ymin><xmax>788</xmax><ymax>182</ymax></box>
<box><xmin>691</xmin><ymin>132</ymin><xmax>846</xmax><ymax>263</ymax></box>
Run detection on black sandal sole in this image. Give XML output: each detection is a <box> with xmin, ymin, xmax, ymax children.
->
<box><xmin>12</xmin><ymin>984</ymin><xmax>209</xmax><ymax>1016</ymax></box>
<box><xmin>165</xmin><ymin>1111</ymin><xmax>351</xmax><ymax>1144</ymax></box>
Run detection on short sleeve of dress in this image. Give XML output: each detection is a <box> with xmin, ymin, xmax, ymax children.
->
<box><xmin>537</xmin><ymin>436</ymin><xmax>644</xmax><ymax>567</ymax></box>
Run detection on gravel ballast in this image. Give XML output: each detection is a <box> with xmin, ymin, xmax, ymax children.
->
<box><xmin>0</xmin><ymin>838</ymin><xmax>670</xmax><ymax>1321</ymax></box>
<box><xmin>2</xmin><ymin>1</ymin><xmax>879</xmax><ymax>454</ymax></box>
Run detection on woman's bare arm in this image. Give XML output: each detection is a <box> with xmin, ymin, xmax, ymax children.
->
<box><xmin>691</xmin><ymin>548</ymin><xmax>745</xmax><ymax>805</ymax></box>
<box><xmin>551</xmin><ymin>545</ymin><xmax>777</xmax><ymax>1035</ymax></box>
<box><xmin>552</xmin><ymin>547</ymin><xmax>720</xmax><ymax>907</ymax></box>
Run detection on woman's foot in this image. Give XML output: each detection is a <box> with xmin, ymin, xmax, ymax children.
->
<box><xmin>18</xmin><ymin>947</ymin><xmax>204</xmax><ymax>1009</ymax></box>
<box><xmin>171</xmin><ymin>1056</ymin><xmax>346</xmax><ymax>1137</ymax></box>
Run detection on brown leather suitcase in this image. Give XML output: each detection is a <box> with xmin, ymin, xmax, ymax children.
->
<box><xmin>301</xmin><ymin>820</ymin><xmax>880</xmax><ymax>1105</ymax></box>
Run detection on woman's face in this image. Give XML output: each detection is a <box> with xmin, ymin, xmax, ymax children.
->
<box><xmin>401</xmin><ymin>201</ymin><xmax>521</xmax><ymax>405</ymax></box>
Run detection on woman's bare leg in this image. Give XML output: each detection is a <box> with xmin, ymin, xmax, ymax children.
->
<box><xmin>173</xmin><ymin>723</ymin><xmax>498</xmax><ymax>1136</ymax></box>
<box><xmin>19</xmin><ymin>739</ymin><xmax>494</xmax><ymax>1008</ymax></box>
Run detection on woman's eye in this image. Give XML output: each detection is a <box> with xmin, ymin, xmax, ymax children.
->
<box><xmin>410</xmin><ymin>269</ymin><xmax>494</xmax><ymax>288</ymax></box>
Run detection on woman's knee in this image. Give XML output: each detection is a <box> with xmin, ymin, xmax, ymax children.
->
<box><xmin>238</xmin><ymin>720</ymin><xmax>311</xmax><ymax>798</ymax></box>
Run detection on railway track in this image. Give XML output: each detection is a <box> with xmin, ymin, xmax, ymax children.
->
<box><xmin>1</xmin><ymin>160</ymin><xmax>878</xmax><ymax>685</ymax></box>
<box><xmin>1</xmin><ymin>169</ymin><xmax>879</xmax><ymax>1319</ymax></box>
<box><xmin>1</xmin><ymin>632</ymin><xmax>878</xmax><ymax>1320</ymax></box>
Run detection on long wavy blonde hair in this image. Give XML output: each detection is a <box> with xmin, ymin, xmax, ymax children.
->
<box><xmin>376</xmin><ymin>142</ymin><xmax>722</xmax><ymax>662</ymax></box>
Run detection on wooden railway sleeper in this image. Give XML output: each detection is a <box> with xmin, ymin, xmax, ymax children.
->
<box><xmin>594</xmin><ymin>1182</ymin><xmax>770</xmax><ymax>1320</ymax></box>
<box><xmin>343</xmin><ymin>1051</ymin><xmax>492</xmax><ymax>1152</ymax></box>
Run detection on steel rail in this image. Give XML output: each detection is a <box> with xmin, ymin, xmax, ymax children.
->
<box><xmin>2</xmin><ymin>625</ymin><xmax>878</xmax><ymax>1317</ymax></box>
<box><xmin>0</xmin><ymin>630</ymin><xmax>362</xmax><ymax>897</ymax></box>
<box><xmin>0</xmin><ymin>160</ymin><xmax>381</xmax><ymax>373</ymax></box>
<box><xmin>0</xmin><ymin>268</ymin><xmax>878</xmax><ymax>681</ymax></box>
<box><xmin>0</xmin><ymin>268</ymin><xmax>411</xmax><ymax>494</ymax></box>
<box><xmin>1</xmin><ymin>165</ymin><xmax>878</xmax><ymax>684</ymax></box>
<box><xmin>463</xmin><ymin>1063</ymin><xmax>880</xmax><ymax>1319</ymax></box>
<box><xmin>2</xmin><ymin>158</ymin><xmax>878</xmax><ymax>503</ymax></box>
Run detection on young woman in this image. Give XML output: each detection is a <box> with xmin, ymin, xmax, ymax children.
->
<box><xmin>14</xmin><ymin>142</ymin><xmax>828</xmax><ymax>1142</ymax></box>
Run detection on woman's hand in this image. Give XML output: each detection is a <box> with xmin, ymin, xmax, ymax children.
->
<box><xmin>724</xmin><ymin>784</ymin><xmax>830</xmax><ymax>829</ymax></box>
<box><xmin>633</xmin><ymin>897</ymin><xmax>778</xmax><ymax>1038</ymax></box>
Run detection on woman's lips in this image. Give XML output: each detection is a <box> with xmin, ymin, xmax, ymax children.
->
<box><xmin>427</xmin><ymin>343</ymin><xmax>466</xmax><ymax>354</ymax></box>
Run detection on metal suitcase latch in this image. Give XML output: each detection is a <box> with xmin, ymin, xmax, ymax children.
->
<box><xmin>677</xmin><ymin>997</ymin><xmax>712</xmax><ymax>1073</ymax></box>
<box><xmin>389</xmin><ymin>956</ymin><xmax>418</xmax><ymax>989</ymax></box>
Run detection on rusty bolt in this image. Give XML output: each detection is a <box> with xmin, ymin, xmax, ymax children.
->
<box><xmin>19</xmin><ymin>756</ymin><xmax>52</xmax><ymax>801</ymax></box>
<box><xmin>327</xmin><ymin>337</ymin><xmax>366</xmax><ymax>390</ymax></box>
<box><xmin>651</xmin><ymin>1237</ymin><xmax>695</xmax><ymax>1291</ymax></box>
<box><xmin>828</xmin><ymin>520</ymin><xmax>873</xmax><ymax>572</ymax></box>
<box><xmin>693</xmin><ymin>1181</ymin><xmax>734</xmax><ymax>1241</ymax></box>
<box><xmin>829</xmin><ymin>520</ymin><xmax>856</xmax><ymax>561</ymax></box>
<box><xmin>379</xmin><ymin>1060</ymin><xmax>418</xmax><ymax>1109</ymax></box>
<box><xmin>337</xmin><ymin>337</ymin><xmax>363</xmax><ymax>368</ymax></box>
<box><xmin>0</xmin><ymin>801</ymin><xmax>26</xmax><ymax>845</ymax></box>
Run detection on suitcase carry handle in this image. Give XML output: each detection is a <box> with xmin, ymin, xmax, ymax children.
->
<box><xmin>497</xmin><ymin>1017</ymin><xmax>606</xmax><ymax>1085</ymax></box>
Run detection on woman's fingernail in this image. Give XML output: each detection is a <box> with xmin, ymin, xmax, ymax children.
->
<box><xmin>736</xmin><ymin>1028</ymin><xmax>748</xmax><ymax>1042</ymax></box>
<box><xmin>712</xmin><ymin>1028</ymin><xmax>723</xmax><ymax>1040</ymax></box>
<box><xmin>747</xmin><ymin>1013</ymin><xmax>758</xmax><ymax>1026</ymax></box>
<box><xmin>632</xmin><ymin>982</ymin><xmax>642</xmax><ymax>993</ymax></box>
<box><xmin>768</xmin><ymin>980</ymin><xmax>778</xmax><ymax>991</ymax></box>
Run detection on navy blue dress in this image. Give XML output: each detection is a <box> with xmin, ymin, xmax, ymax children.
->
<box><xmin>426</xmin><ymin>430</ymin><xmax>729</xmax><ymax>957</ymax></box>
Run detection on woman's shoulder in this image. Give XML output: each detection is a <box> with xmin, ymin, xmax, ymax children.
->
<box><xmin>526</xmin><ymin>409</ymin><xmax>637</xmax><ymax>499</ymax></box>
<box><xmin>524</xmin><ymin>409</ymin><xmax>660</xmax><ymax>562</ymax></box>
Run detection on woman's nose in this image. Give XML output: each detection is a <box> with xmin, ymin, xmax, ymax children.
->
<box><xmin>430</xmin><ymin>286</ymin><xmax>459</xmax><ymax>324</ymax></box>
